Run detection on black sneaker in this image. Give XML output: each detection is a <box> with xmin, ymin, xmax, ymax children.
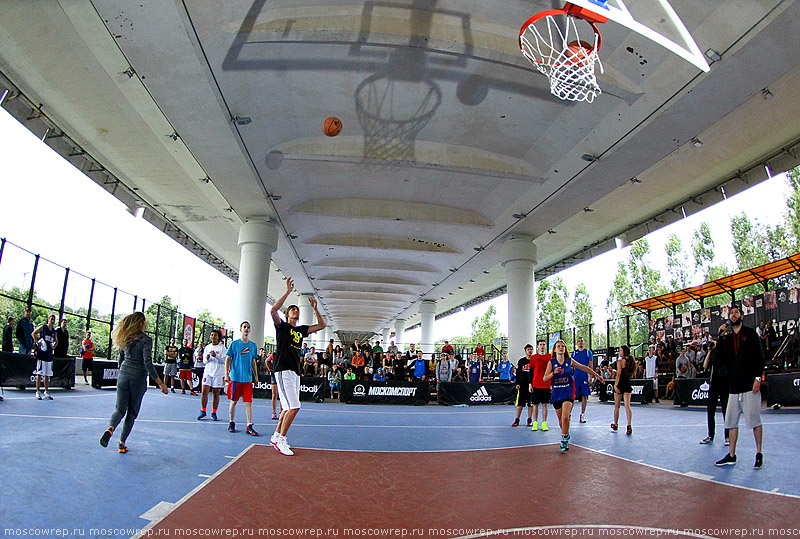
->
<box><xmin>100</xmin><ymin>428</ymin><xmax>114</xmax><ymax>448</ymax></box>
<box><xmin>526</xmin><ymin>418</ymin><xmax>532</xmax><ymax>427</ymax></box>
<box><xmin>511</xmin><ymin>418</ymin><xmax>519</xmax><ymax>427</ymax></box>
<box><xmin>228</xmin><ymin>421</ymin><xmax>236</xmax><ymax>433</ymax></box>
<box><xmin>699</xmin><ymin>436</ymin><xmax>713</xmax><ymax>444</ymax></box>
<box><xmin>715</xmin><ymin>453</ymin><xmax>737</xmax><ymax>466</ymax></box>
<box><xmin>246</xmin><ymin>424</ymin><xmax>259</xmax><ymax>437</ymax></box>
<box><xmin>754</xmin><ymin>453</ymin><xmax>763</xmax><ymax>469</ymax></box>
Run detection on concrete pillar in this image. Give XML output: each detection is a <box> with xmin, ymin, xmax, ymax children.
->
<box><xmin>394</xmin><ymin>319</ymin><xmax>406</xmax><ymax>353</ymax></box>
<box><xmin>502</xmin><ymin>235</ymin><xmax>537</xmax><ymax>360</ymax></box>
<box><xmin>235</xmin><ymin>220</ymin><xmax>279</xmax><ymax>346</ymax></box>
<box><xmin>419</xmin><ymin>300</ymin><xmax>436</xmax><ymax>355</ymax></box>
<box><xmin>382</xmin><ymin>327</ymin><xmax>391</xmax><ymax>348</ymax></box>
<box><xmin>298</xmin><ymin>293</ymin><xmax>315</xmax><ymax>349</ymax></box>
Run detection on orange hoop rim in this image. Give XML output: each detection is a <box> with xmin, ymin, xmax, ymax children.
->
<box><xmin>518</xmin><ymin>4</ymin><xmax>604</xmax><ymax>59</ymax></box>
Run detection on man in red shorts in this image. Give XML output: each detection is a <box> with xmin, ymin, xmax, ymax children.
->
<box><xmin>224</xmin><ymin>321</ymin><xmax>260</xmax><ymax>436</ymax></box>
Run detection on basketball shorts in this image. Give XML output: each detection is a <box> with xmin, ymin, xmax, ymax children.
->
<box><xmin>34</xmin><ymin>360</ymin><xmax>53</xmax><ymax>377</ymax></box>
<box><xmin>164</xmin><ymin>363</ymin><xmax>178</xmax><ymax>377</ymax></box>
<box><xmin>574</xmin><ymin>380</ymin><xmax>591</xmax><ymax>398</ymax></box>
<box><xmin>81</xmin><ymin>357</ymin><xmax>93</xmax><ymax>371</ymax></box>
<box><xmin>552</xmin><ymin>399</ymin><xmax>574</xmax><ymax>410</ymax></box>
<box><xmin>227</xmin><ymin>381</ymin><xmax>253</xmax><ymax>403</ymax></box>
<box><xmin>275</xmin><ymin>370</ymin><xmax>301</xmax><ymax>411</ymax></box>
<box><xmin>724</xmin><ymin>391</ymin><xmax>761</xmax><ymax>430</ymax></box>
<box><xmin>515</xmin><ymin>386</ymin><xmax>532</xmax><ymax>407</ymax></box>
<box><xmin>202</xmin><ymin>373</ymin><xmax>224</xmax><ymax>389</ymax></box>
<box><xmin>178</xmin><ymin>369</ymin><xmax>193</xmax><ymax>381</ymax></box>
<box><xmin>530</xmin><ymin>387</ymin><xmax>552</xmax><ymax>405</ymax></box>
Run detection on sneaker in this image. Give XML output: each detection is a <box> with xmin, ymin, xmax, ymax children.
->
<box><xmin>84</xmin><ymin>380</ymin><xmax>89</xmax><ymax>385</ymax></box>
<box><xmin>560</xmin><ymin>440</ymin><xmax>567</xmax><ymax>452</ymax></box>
<box><xmin>246</xmin><ymin>424</ymin><xmax>259</xmax><ymax>437</ymax></box>
<box><xmin>182</xmin><ymin>390</ymin><xmax>186</xmax><ymax>395</ymax></box>
<box><xmin>270</xmin><ymin>432</ymin><xmax>280</xmax><ymax>445</ymax></box>
<box><xmin>170</xmin><ymin>388</ymin><xmax>175</xmax><ymax>393</ymax></box>
<box><xmin>36</xmin><ymin>391</ymin><xmax>42</xmax><ymax>400</ymax></box>
<box><xmin>100</xmin><ymin>427</ymin><xmax>114</xmax><ymax>448</ymax></box>
<box><xmin>579</xmin><ymin>413</ymin><xmax>586</xmax><ymax>423</ymax></box>
<box><xmin>511</xmin><ymin>418</ymin><xmax>519</xmax><ymax>427</ymax></box>
<box><xmin>542</xmin><ymin>421</ymin><xmax>548</xmax><ymax>431</ymax></box>
<box><xmin>44</xmin><ymin>392</ymin><xmax>53</xmax><ymax>400</ymax></box>
<box><xmin>275</xmin><ymin>437</ymin><xmax>294</xmax><ymax>456</ymax></box>
<box><xmin>118</xmin><ymin>442</ymin><xmax>128</xmax><ymax>454</ymax></box>
<box><xmin>197</xmin><ymin>411</ymin><xmax>207</xmax><ymax>420</ymax></box>
<box><xmin>724</xmin><ymin>438</ymin><xmax>730</xmax><ymax>446</ymax></box>
<box><xmin>211</xmin><ymin>412</ymin><xmax>218</xmax><ymax>421</ymax></box>
<box><xmin>754</xmin><ymin>453</ymin><xmax>763</xmax><ymax>469</ymax></box>
<box><xmin>272</xmin><ymin>412</ymin><xmax>278</xmax><ymax>420</ymax></box>
<box><xmin>228</xmin><ymin>421</ymin><xmax>236</xmax><ymax>433</ymax></box>
<box><xmin>190</xmin><ymin>391</ymin><xmax>198</xmax><ymax>396</ymax></box>
<box><xmin>715</xmin><ymin>453</ymin><xmax>737</xmax><ymax>466</ymax></box>
<box><xmin>611</xmin><ymin>423</ymin><xmax>618</xmax><ymax>432</ymax></box>
<box><xmin>699</xmin><ymin>436</ymin><xmax>713</xmax><ymax>444</ymax></box>
<box><xmin>626</xmin><ymin>425</ymin><xmax>632</xmax><ymax>436</ymax></box>
<box><xmin>531</xmin><ymin>421</ymin><xmax>538</xmax><ymax>431</ymax></box>
<box><xmin>526</xmin><ymin>418</ymin><xmax>532</xmax><ymax>427</ymax></box>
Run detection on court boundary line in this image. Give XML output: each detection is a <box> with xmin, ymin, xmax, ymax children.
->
<box><xmin>132</xmin><ymin>443</ymin><xmax>257</xmax><ymax>539</ymax></box>
<box><xmin>451</xmin><ymin>524</ymin><xmax>716</xmax><ymax>539</ymax></box>
<box><xmin>573</xmin><ymin>443</ymin><xmax>800</xmax><ymax>500</ymax></box>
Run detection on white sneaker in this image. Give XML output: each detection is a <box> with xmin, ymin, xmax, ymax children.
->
<box><xmin>276</xmin><ymin>437</ymin><xmax>294</xmax><ymax>456</ymax></box>
<box><xmin>36</xmin><ymin>391</ymin><xmax>42</xmax><ymax>400</ymax></box>
<box><xmin>270</xmin><ymin>432</ymin><xmax>280</xmax><ymax>445</ymax></box>
<box><xmin>44</xmin><ymin>392</ymin><xmax>53</xmax><ymax>400</ymax></box>
<box><xmin>579</xmin><ymin>413</ymin><xmax>586</xmax><ymax>423</ymax></box>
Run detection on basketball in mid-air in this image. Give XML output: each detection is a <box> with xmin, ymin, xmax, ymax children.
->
<box><xmin>566</xmin><ymin>40</ymin><xmax>593</xmax><ymax>67</ymax></box>
<box><xmin>322</xmin><ymin>117</ymin><xmax>342</xmax><ymax>137</ymax></box>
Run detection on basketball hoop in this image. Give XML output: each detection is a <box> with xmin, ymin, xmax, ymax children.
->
<box><xmin>519</xmin><ymin>3</ymin><xmax>607</xmax><ymax>103</ymax></box>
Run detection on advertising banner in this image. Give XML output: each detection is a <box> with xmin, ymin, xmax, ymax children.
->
<box><xmin>437</xmin><ymin>382</ymin><xmax>517</xmax><ymax>405</ymax></box>
<box><xmin>0</xmin><ymin>352</ymin><xmax>74</xmax><ymax>389</ymax></box>
<box><xmin>672</xmin><ymin>377</ymin><xmax>710</xmax><ymax>406</ymax></box>
<box><xmin>183</xmin><ymin>316</ymin><xmax>196</xmax><ymax>348</ymax></box>
<box><xmin>253</xmin><ymin>375</ymin><xmax>326</xmax><ymax>402</ymax></box>
<box><xmin>597</xmin><ymin>379</ymin><xmax>654</xmax><ymax>404</ymax></box>
<box><xmin>766</xmin><ymin>372</ymin><xmax>800</xmax><ymax>407</ymax></box>
<box><xmin>340</xmin><ymin>380</ymin><xmax>428</xmax><ymax>405</ymax></box>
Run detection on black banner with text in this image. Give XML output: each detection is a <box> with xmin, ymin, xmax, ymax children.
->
<box><xmin>766</xmin><ymin>372</ymin><xmax>800</xmax><ymax>406</ymax></box>
<box><xmin>597</xmin><ymin>379</ymin><xmax>654</xmax><ymax>404</ymax></box>
<box><xmin>672</xmin><ymin>377</ymin><xmax>711</xmax><ymax>406</ymax></box>
<box><xmin>0</xmin><ymin>351</ymin><xmax>75</xmax><ymax>389</ymax></box>
<box><xmin>254</xmin><ymin>375</ymin><xmax>326</xmax><ymax>402</ymax></box>
<box><xmin>437</xmin><ymin>382</ymin><xmax>517</xmax><ymax>405</ymax></box>
<box><xmin>340</xmin><ymin>380</ymin><xmax>428</xmax><ymax>405</ymax></box>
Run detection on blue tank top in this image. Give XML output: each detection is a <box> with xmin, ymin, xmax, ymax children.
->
<box><xmin>571</xmin><ymin>349</ymin><xmax>592</xmax><ymax>384</ymax></box>
<box><xmin>550</xmin><ymin>356</ymin><xmax>575</xmax><ymax>403</ymax></box>
<box><xmin>468</xmin><ymin>362</ymin><xmax>481</xmax><ymax>383</ymax></box>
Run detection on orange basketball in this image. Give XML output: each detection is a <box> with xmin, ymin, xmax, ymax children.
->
<box><xmin>322</xmin><ymin>117</ymin><xmax>342</xmax><ymax>137</ymax></box>
<box><xmin>566</xmin><ymin>40</ymin><xmax>593</xmax><ymax>67</ymax></box>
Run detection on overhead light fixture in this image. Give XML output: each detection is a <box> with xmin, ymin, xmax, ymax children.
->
<box><xmin>469</xmin><ymin>279</ymin><xmax>476</xmax><ymax>283</ymax></box>
<box><xmin>199</xmin><ymin>176</ymin><xmax>211</xmax><ymax>184</ymax></box>
<box><xmin>629</xmin><ymin>177</ymin><xmax>641</xmax><ymax>184</ymax></box>
<box><xmin>691</xmin><ymin>137</ymin><xmax>703</xmax><ymax>147</ymax></box>
<box><xmin>765</xmin><ymin>164</ymin><xmax>772</xmax><ymax>178</ymax></box>
<box><xmin>512</xmin><ymin>213</ymin><xmax>525</xmax><ymax>219</ymax></box>
<box><xmin>232</xmin><ymin>115</ymin><xmax>252</xmax><ymax>125</ymax></box>
<box><xmin>680</xmin><ymin>206</ymin><xmax>687</xmax><ymax>219</ymax></box>
<box><xmin>0</xmin><ymin>89</ymin><xmax>9</xmax><ymax>105</ymax></box>
<box><xmin>705</xmin><ymin>48</ymin><xmax>722</xmax><ymax>62</ymax></box>
<box><xmin>547</xmin><ymin>229</ymin><xmax>557</xmax><ymax>234</ymax></box>
<box><xmin>581</xmin><ymin>154</ymin><xmax>598</xmax><ymax>162</ymax></box>
<box><xmin>583</xmin><ymin>207</ymin><xmax>593</xmax><ymax>213</ymax></box>
<box><xmin>449</xmin><ymin>268</ymin><xmax>457</xmax><ymax>272</ymax></box>
<box><xmin>762</xmin><ymin>88</ymin><xmax>774</xmax><ymax>100</ymax></box>
<box><xmin>483</xmin><ymin>271</ymin><xmax>490</xmax><ymax>275</ymax></box>
<box><xmin>473</xmin><ymin>246</ymin><xmax>483</xmax><ymax>252</ymax></box>
<box><xmin>269</xmin><ymin>194</ymin><xmax>282</xmax><ymax>201</ymax></box>
<box><xmin>288</xmin><ymin>234</ymin><xmax>298</xmax><ymax>240</ymax></box>
<box><xmin>720</xmin><ymin>186</ymin><xmax>727</xmax><ymax>200</ymax></box>
<box><xmin>166</xmin><ymin>132</ymin><xmax>179</xmax><ymax>141</ymax></box>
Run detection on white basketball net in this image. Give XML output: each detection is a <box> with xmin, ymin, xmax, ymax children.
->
<box><xmin>520</xmin><ymin>14</ymin><xmax>604</xmax><ymax>103</ymax></box>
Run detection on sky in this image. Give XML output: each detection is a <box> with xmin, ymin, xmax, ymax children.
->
<box><xmin>0</xmin><ymin>106</ymin><xmax>792</xmax><ymax>343</ymax></box>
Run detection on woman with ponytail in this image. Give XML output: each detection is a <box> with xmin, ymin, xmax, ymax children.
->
<box><xmin>100</xmin><ymin>312</ymin><xmax>168</xmax><ymax>453</ymax></box>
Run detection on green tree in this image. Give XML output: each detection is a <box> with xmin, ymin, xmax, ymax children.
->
<box><xmin>145</xmin><ymin>295</ymin><xmax>179</xmax><ymax>362</ymax></box>
<box><xmin>195</xmin><ymin>308</ymin><xmax>226</xmax><ymax>345</ymax></box>
<box><xmin>471</xmin><ymin>305</ymin><xmax>501</xmax><ymax>347</ymax></box>
<box><xmin>665</xmin><ymin>233</ymin><xmax>690</xmax><ymax>291</ymax></box>
<box><xmin>536</xmin><ymin>277</ymin><xmax>568</xmax><ymax>336</ymax></box>
<box><xmin>783</xmin><ymin>166</ymin><xmax>800</xmax><ymax>249</ymax></box>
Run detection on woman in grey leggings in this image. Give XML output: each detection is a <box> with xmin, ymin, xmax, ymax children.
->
<box><xmin>100</xmin><ymin>312</ymin><xmax>168</xmax><ymax>453</ymax></box>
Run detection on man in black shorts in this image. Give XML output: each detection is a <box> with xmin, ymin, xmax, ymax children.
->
<box><xmin>511</xmin><ymin>344</ymin><xmax>534</xmax><ymax>427</ymax></box>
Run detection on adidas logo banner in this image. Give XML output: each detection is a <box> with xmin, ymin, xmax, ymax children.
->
<box><xmin>470</xmin><ymin>386</ymin><xmax>492</xmax><ymax>402</ymax></box>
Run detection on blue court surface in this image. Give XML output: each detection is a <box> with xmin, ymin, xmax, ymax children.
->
<box><xmin>1</xmin><ymin>386</ymin><xmax>798</xmax><ymax>537</ymax></box>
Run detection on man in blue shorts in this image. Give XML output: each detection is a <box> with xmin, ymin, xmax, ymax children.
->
<box><xmin>571</xmin><ymin>337</ymin><xmax>595</xmax><ymax>423</ymax></box>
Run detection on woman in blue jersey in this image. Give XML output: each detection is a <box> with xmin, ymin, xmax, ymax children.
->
<box><xmin>543</xmin><ymin>340</ymin><xmax>603</xmax><ymax>452</ymax></box>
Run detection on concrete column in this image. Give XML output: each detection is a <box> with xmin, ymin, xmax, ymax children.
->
<box><xmin>235</xmin><ymin>220</ymin><xmax>279</xmax><ymax>346</ymax></box>
<box><xmin>382</xmin><ymin>327</ymin><xmax>391</xmax><ymax>348</ymax></box>
<box><xmin>394</xmin><ymin>319</ymin><xmax>406</xmax><ymax>353</ymax></box>
<box><xmin>502</xmin><ymin>235</ymin><xmax>537</xmax><ymax>360</ymax></box>
<box><xmin>419</xmin><ymin>300</ymin><xmax>436</xmax><ymax>355</ymax></box>
<box><xmin>298</xmin><ymin>294</ymin><xmax>315</xmax><ymax>348</ymax></box>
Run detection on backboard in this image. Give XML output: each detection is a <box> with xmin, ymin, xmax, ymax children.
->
<box><xmin>564</xmin><ymin>0</ymin><xmax>710</xmax><ymax>72</ymax></box>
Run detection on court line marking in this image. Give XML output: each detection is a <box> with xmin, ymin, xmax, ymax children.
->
<box><xmin>452</xmin><ymin>525</ymin><xmax>715</xmax><ymax>539</ymax></box>
<box><xmin>282</xmin><ymin>443</ymin><xmax>560</xmax><ymax>454</ymax></box>
<box><xmin>573</xmin><ymin>443</ymin><xmax>800</xmax><ymax>500</ymax></box>
<box><xmin>684</xmin><ymin>471</ymin><xmax>714</xmax><ymax>481</ymax></box>
<box><xmin>197</xmin><ymin>474</ymin><xmax>211</xmax><ymax>478</ymax></box>
<box><xmin>133</xmin><ymin>443</ymin><xmax>255</xmax><ymax>539</ymax></box>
